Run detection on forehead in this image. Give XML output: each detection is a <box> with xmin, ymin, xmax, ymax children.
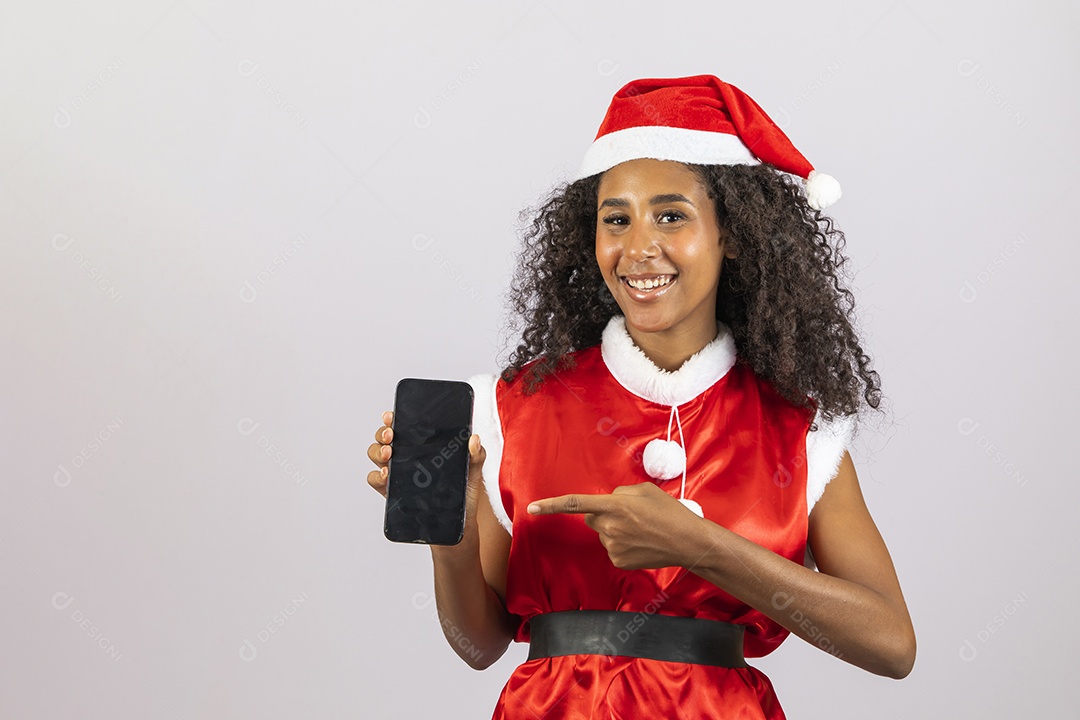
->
<box><xmin>597</xmin><ymin>158</ymin><xmax>706</xmax><ymax>197</ymax></box>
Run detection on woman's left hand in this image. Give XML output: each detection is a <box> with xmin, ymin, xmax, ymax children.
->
<box><xmin>527</xmin><ymin>482</ymin><xmax>707</xmax><ymax>570</ymax></box>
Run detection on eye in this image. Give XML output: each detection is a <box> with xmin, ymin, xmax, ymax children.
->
<box><xmin>601</xmin><ymin>214</ymin><xmax>629</xmax><ymax>226</ymax></box>
<box><xmin>658</xmin><ymin>210</ymin><xmax>686</xmax><ymax>223</ymax></box>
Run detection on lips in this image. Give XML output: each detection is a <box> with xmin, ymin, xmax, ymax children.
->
<box><xmin>620</xmin><ymin>273</ymin><xmax>677</xmax><ymax>300</ymax></box>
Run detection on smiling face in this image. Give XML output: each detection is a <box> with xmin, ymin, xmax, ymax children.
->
<box><xmin>595</xmin><ymin>158</ymin><xmax>734</xmax><ymax>364</ymax></box>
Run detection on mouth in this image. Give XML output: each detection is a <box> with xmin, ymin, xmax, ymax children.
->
<box><xmin>619</xmin><ymin>273</ymin><xmax>677</xmax><ymax>301</ymax></box>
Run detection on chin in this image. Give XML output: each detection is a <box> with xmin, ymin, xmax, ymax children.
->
<box><xmin>621</xmin><ymin>309</ymin><xmax>676</xmax><ymax>333</ymax></box>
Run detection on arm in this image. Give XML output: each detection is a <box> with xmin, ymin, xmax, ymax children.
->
<box><xmin>527</xmin><ymin>452</ymin><xmax>916</xmax><ymax>676</ymax></box>
<box><xmin>430</xmin><ymin>466</ymin><xmax>518</xmax><ymax>670</ymax></box>
<box><xmin>367</xmin><ymin>415</ymin><xmax>519</xmax><ymax>671</ymax></box>
<box><xmin>682</xmin><ymin>451</ymin><xmax>916</xmax><ymax>678</ymax></box>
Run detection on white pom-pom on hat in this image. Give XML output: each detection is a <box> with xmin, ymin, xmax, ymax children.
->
<box><xmin>643</xmin><ymin>438</ymin><xmax>685</xmax><ymax>481</ymax></box>
<box><xmin>805</xmin><ymin>170</ymin><xmax>842</xmax><ymax>210</ymax></box>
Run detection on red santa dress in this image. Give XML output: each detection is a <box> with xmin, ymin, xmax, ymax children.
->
<box><xmin>467</xmin><ymin>314</ymin><xmax>855</xmax><ymax>719</ymax></box>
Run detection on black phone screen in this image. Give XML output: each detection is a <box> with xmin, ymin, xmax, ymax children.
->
<box><xmin>384</xmin><ymin>378</ymin><xmax>473</xmax><ymax>545</ymax></box>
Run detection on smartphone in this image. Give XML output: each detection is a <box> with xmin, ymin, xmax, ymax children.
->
<box><xmin>383</xmin><ymin>378</ymin><xmax>474</xmax><ymax>545</ymax></box>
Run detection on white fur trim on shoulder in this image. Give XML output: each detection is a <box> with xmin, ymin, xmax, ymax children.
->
<box><xmin>467</xmin><ymin>373</ymin><xmax>511</xmax><ymax>533</ymax></box>
<box><xmin>805</xmin><ymin>410</ymin><xmax>856</xmax><ymax>515</ymax></box>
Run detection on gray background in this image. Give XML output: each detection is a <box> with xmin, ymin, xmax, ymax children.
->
<box><xmin>1</xmin><ymin>0</ymin><xmax>1076</xmax><ymax>717</ymax></box>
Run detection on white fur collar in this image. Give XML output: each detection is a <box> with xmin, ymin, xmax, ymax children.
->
<box><xmin>600</xmin><ymin>315</ymin><xmax>737</xmax><ymax>406</ymax></box>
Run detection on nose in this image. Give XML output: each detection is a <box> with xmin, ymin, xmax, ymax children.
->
<box><xmin>623</xmin><ymin>222</ymin><xmax>659</xmax><ymax>261</ymax></box>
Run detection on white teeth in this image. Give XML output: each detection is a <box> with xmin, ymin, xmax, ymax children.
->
<box><xmin>626</xmin><ymin>276</ymin><xmax>672</xmax><ymax>290</ymax></box>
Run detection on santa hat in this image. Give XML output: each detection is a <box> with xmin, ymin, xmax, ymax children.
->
<box><xmin>577</xmin><ymin>74</ymin><xmax>841</xmax><ymax>210</ymax></box>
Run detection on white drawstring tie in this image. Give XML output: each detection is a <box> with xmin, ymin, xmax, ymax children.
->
<box><xmin>642</xmin><ymin>404</ymin><xmax>703</xmax><ymax>517</ymax></box>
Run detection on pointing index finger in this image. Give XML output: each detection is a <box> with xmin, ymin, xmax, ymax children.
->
<box><xmin>527</xmin><ymin>493</ymin><xmax>609</xmax><ymax>515</ymax></box>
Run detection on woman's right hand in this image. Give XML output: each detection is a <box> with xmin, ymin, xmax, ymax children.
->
<box><xmin>366</xmin><ymin>410</ymin><xmax>488</xmax><ymax>548</ymax></box>
<box><xmin>366</xmin><ymin>410</ymin><xmax>396</xmax><ymax>500</ymax></box>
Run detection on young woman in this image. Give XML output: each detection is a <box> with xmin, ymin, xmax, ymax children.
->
<box><xmin>367</xmin><ymin>74</ymin><xmax>915</xmax><ymax>719</ymax></box>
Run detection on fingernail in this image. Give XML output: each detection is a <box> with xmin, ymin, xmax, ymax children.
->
<box><xmin>527</xmin><ymin>503</ymin><xmax>540</xmax><ymax>514</ymax></box>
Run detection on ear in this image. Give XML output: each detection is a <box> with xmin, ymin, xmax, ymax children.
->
<box><xmin>719</xmin><ymin>233</ymin><xmax>738</xmax><ymax>260</ymax></box>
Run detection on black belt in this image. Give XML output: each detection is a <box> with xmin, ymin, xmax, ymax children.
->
<box><xmin>527</xmin><ymin>610</ymin><xmax>746</xmax><ymax>668</ymax></box>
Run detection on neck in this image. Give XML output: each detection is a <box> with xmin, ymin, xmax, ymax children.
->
<box><xmin>624</xmin><ymin>318</ymin><xmax>720</xmax><ymax>372</ymax></box>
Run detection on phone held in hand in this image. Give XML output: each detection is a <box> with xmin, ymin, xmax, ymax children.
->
<box><xmin>384</xmin><ymin>378</ymin><xmax>474</xmax><ymax>545</ymax></box>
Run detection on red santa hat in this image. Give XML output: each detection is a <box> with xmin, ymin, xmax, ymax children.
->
<box><xmin>577</xmin><ymin>74</ymin><xmax>842</xmax><ymax>210</ymax></box>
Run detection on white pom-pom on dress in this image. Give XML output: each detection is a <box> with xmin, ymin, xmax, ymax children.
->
<box><xmin>643</xmin><ymin>438</ymin><xmax>686</xmax><ymax>481</ymax></box>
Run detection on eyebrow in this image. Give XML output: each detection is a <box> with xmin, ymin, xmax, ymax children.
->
<box><xmin>598</xmin><ymin>193</ymin><xmax>695</xmax><ymax>209</ymax></box>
